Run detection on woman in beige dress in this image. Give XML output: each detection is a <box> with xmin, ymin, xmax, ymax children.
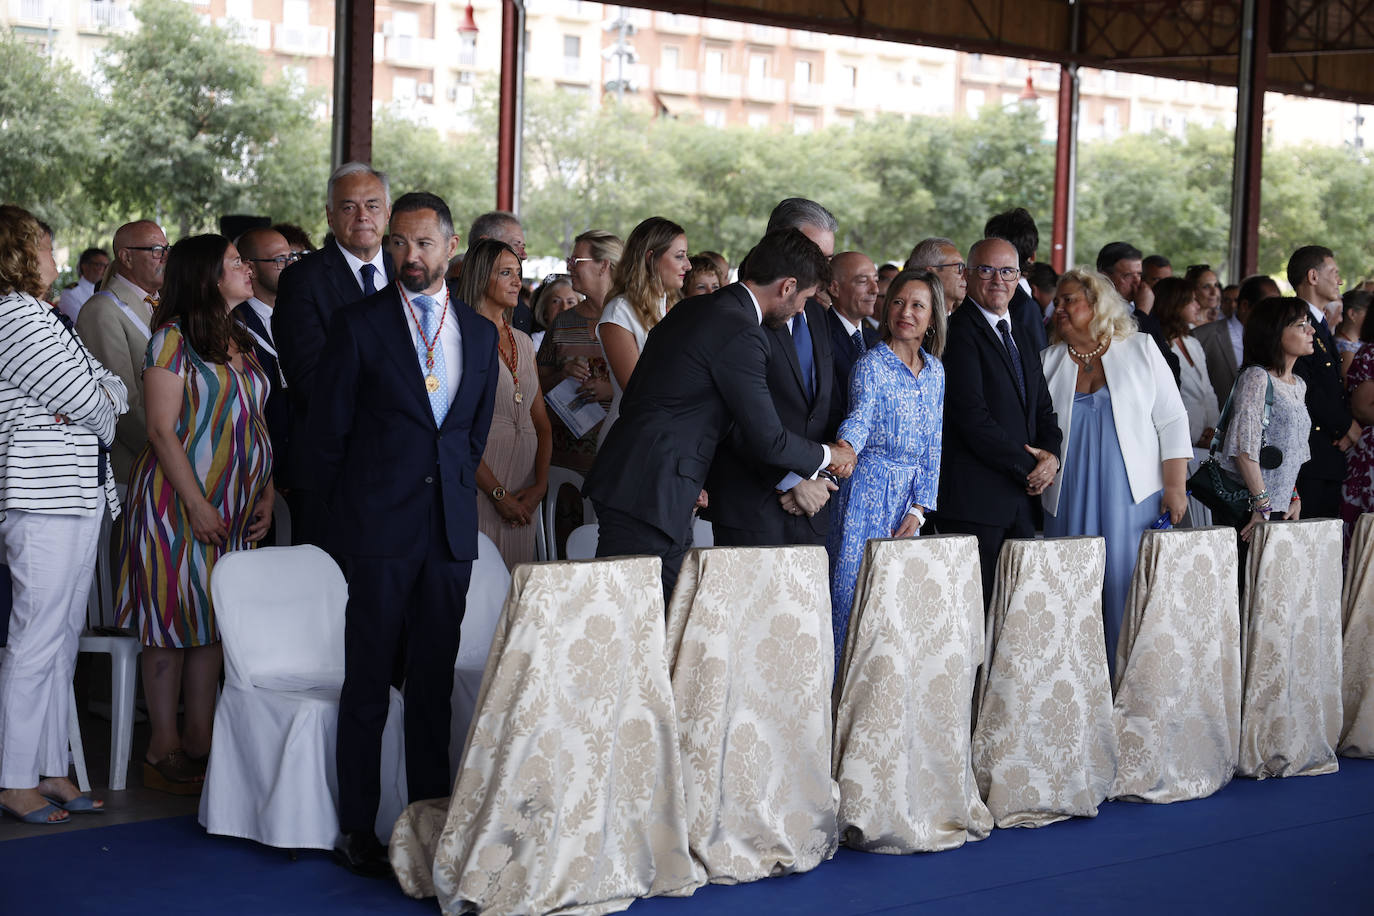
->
<box><xmin>456</xmin><ymin>238</ymin><xmax>551</xmax><ymax>568</ymax></box>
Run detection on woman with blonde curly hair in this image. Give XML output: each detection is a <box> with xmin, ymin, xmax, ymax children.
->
<box><xmin>596</xmin><ymin>217</ymin><xmax>688</xmax><ymax>446</ymax></box>
<box><xmin>1041</xmin><ymin>267</ymin><xmax>1192</xmax><ymax>674</ymax></box>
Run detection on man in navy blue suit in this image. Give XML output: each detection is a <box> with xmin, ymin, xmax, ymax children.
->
<box><xmin>825</xmin><ymin>251</ymin><xmax>880</xmax><ymax>415</ymax></box>
<box><xmin>273</xmin><ymin>162</ymin><xmax>396</xmax><ymax>545</ymax></box>
<box><xmin>232</xmin><ymin>227</ymin><xmax>292</xmax><ymax>499</ymax></box>
<box><xmin>311</xmin><ymin>191</ymin><xmax>498</xmax><ymax>876</ymax></box>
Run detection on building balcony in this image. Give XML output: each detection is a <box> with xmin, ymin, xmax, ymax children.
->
<box><xmin>216</xmin><ymin>16</ymin><xmax>271</xmax><ymax>49</ymax></box>
<box><xmin>746</xmin><ymin>23</ymin><xmax>782</xmax><ymax>44</ymax></box>
<box><xmin>78</xmin><ymin>0</ymin><xmax>131</xmax><ymax>31</ymax></box>
<box><xmin>702</xmin><ymin>18</ymin><xmax>743</xmax><ymax>41</ymax></box>
<box><xmin>548</xmin><ymin>0</ymin><xmax>595</xmax><ymax>22</ymax></box>
<box><xmin>789</xmin><ymin>81</ymin><xmax>824</xmax><ymax>105</ymax></box>
<box><xmin>829</xmin><ymin>85</ymin><xmax>864</xmax><ymax>109</ymax></box>
<box><xmin>9</xmin><ymin>0</ymin><xmax>65</xmax><ymax>25</ymax></box>
<box><xmin>699</xmin><ymin>71</ymin><xmax>742</xmax><ymax>98</ymax></box>
<box><xmin>653</xmin><ymin>68</ymin><xmax>698</xmax><ymax>94</ymax></box>
<box><xmin>744</xmin><ymin>76</ymin><xmax>784</xmax><ymax>103</ymax></box>
<box><xmin>384</xmin><ymin>34</ymin><xmax>437</xmax><ymax>68</ymax></box>
<box><xmin>790</xmin><ymin>28</ymin><xmax>825</xmax><ymax>49</ymax></box>
<box><xmin>557</xmin><ymin>56</ymin><xmax>591</xmax><ymax>83</ymax></box>
<box><xmin>274</xmin><ymin>23</ymin><xmax>331</xmax><ymax>57</ymax></box>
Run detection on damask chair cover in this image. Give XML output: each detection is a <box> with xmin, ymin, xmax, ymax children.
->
<box><xmin>971</xmin><ymin>536</ymin><xmax>1115</xmax><ymax>828</ymax></box>
<box><xmin>831</xmin><ymin>535</ymin><xmax>992</xmax><ymax>852</ymax></box>
<box><xmin>1110</xmin><ymin>527</ymin><xmax>1241</xmax><ymax>802</ymax></box>
<box><xmin>1237</xmin><ymin>519</ymin><xmax>1343</xmax><ymax>778</ymax></box>
<box><xmin>1339</xmin><ymin>514</ymin><xmax>1374</xmax><ymax>758</ymax></box>
<box><xmin>390</xmin><ymin>557</ymin><xmax>700</xmax><ymax>914</ymax></box>
<box><xmin>663</xmin><ymin>545</ymin><xmax>838</xmax><ymax>884</ymax></box>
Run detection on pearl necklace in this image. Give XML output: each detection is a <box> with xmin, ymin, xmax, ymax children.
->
<box><xmin>1066</xmin><ymin>337</ymin><xmax>1109</xmax><ymax>373</ymax></box>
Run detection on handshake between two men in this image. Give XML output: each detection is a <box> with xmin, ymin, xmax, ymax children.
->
<box><xmin>779</xmin><ymin>439</ymin><xmax>857</xmax><ymax>518</ymax></box>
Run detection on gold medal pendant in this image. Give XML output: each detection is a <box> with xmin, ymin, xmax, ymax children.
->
<box><xmin>425</xmin><ymin>374</ymin><xmax>441</xmax><ymax>393</ymax></box>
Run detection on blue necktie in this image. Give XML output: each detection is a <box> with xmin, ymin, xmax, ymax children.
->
<box><xmin>792</xmin><ymin>312</ymin><xmax>815</xmax><ymax>402</ymax></box>
<box><xmin>360</xmin><ymin>263</ymin><xmax>378</xmax><ymax>296</ymax></box>
<box><xmin>997</xmin><ymin>319</ymin><xmax>1026</xmax><ymax>404</ymax></box>
<box><xmin>414</xmin><ymin>295</ymin><xmax>449</xmax><ymax>425</ymax></box>
<box><xmin>851</xmin><ymin>328</ymin><xmax>866</xmax><ymax>355</ymax></box>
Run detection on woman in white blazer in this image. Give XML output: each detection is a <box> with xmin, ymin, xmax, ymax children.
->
<box><xmin>0</xmin><ymin>206</ymin><xmax>127</xmax><ymax>823</ymax></box>
<box><xmin>1041</xmin><ymin>268</ymin><xmax>1192</xmax><ymax>674</ymax></box>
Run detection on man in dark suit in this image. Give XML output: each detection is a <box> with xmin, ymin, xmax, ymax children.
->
<box><xmin>934</xmin><ymin>238</ymin><xmax>1063</xmax><ymax>605</ymax></box>
<box><xmin>310</xmin><ymin>192</ymin><xmax>498</xmax><ymax>877</ymax></box>
<box><xmin>826</xmin><ymin>251</ymin><xmax>880</xmax><ymax>415</ymax></box>
<box><xmin>1290</xmin><ymin>245</ymin><xmax>1360</xmax><ymax>519</ymax></box>
<box><xmin>984</xmin><ymin>207</ymin><xmax>1049</xmax><ymax>355</ymax></box>
<box><xmin>273</xmin><ymin>162</ymin><xmax>395</xmax><ymax>545</ymax></box>
<box><xmin>584</xmin><ymin>229</ymin><xmax>856</xmax><ymax>597</ymax></box>
<box><xmin>1097</xmin><ymin>241</ymin><xmax>1181</xmax><ymax>385</ymax></box>
<box><xmin>705</xmin><ymin>286</ymin><xmax>843</xmax><ymax>547</ymax></box>
<box><xmin>1193</xmin><ymin>274</ymin><xmax>1279</xmax><ymax>411</ymax></box>
<box><xmin>232</xmin><ymin>227</ymin><xmax>292</xmax><ymax>500</ymax></box>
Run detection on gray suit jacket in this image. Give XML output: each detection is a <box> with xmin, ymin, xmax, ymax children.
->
<box><xmin>1193</xmin><ymin>318</ymin><xmax>1239</xmax><ymax>412</ymax></box>
<box><xmin>75</xmin><ymin>274</ymin><xmax>153</xmax><ymax>485</ymax></box>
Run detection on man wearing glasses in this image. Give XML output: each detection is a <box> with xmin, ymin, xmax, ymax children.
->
<box><xmin>76</xmin><ymin>219</ymin><xmax>168</xmax><ymax>487</ymax></box>
<box><xmin>905</xmin><ymin>237</ymin><xmax>967</xmax><ymax>316</ymax></box>
<box><xmin>233</xmin><ymin>227</ymin><xmax>295</xmax><ymax>503</ymax></box>
<box><xmin>935</xmin><ymin>238</ymin><xmax>1062</xmax><ymax>606</ymax></box>
<box><xmin>274</xmin><ymin>161</ymin><xmax>394</xmax><ymax>546</ymax></box>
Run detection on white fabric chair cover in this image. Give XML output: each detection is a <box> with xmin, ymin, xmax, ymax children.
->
<box><xmin>664</xmin><ymin>546</ymin><xmax>838</xmax><ymax>884</ymax></box>
<box><xmin>1237</xmin><ymin>519</ymin><xmax>1344</xmax><ymax>778</ymax></box>
<box><xmin>200</xmin><ymin>545</ymin><xmax>403</xmax><ymax>849</ymax></box>
<box><xmin>1110</xmin><ymin>527</ymin><xmax>1241</xmax><ymax>802</ymax></box>
<box><xmin>972</xmin><ymin>536</ymin><xmax>1115</xmax><ymax>828</ymax></box>
<box><xmin>390</xmin><ymin>556</ymin><xmax>700</xmax><ymax>914</ymax></box>
<box><xmin>832</xmin><ymin>534</ymin><xmax>992</xmax><ymax>853</ymax></box>
<box><xmin>1340</xmin><ymin>514</ymin><xmax>1374</xmax><ymax>758</ymax></box>
<box><xmin>449</xmin><ymin>533</ymin><xmax>510</xmax><ymax>775</ymax></box>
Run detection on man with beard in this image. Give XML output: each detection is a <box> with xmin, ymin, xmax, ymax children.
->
<box><xmin>584</xmin><ymin>228</ymin><xmax>857</xmax><ymax>598</ymax></box>
<box><xmin>310</xmin><ymin>191</ymin><xmax>498</xmax><ymax>877</ymax></box>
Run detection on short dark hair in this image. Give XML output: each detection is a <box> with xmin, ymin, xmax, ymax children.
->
<box><xmin>1347</xmin><ymin>289</ymin><xmax>1374</xmax><ymax>344</ymax></box>
<box><xmin>877</xmin><ymin>263</ymin><xmax>900</xmax><ymax>280</ymax></box>
<box><xmin>1243</xmin><ymin>296</ymin><xmax>1309</xmax><ymax>372</ymax></box>
<box><xmin>1152</xmin><ymin>276</ymin><xmax>1197</xmax><ymax>339</ymax></box>
<box><xmin>1096</xmin><ymin>241</ymin><xmax>1143</xmax><ymax>273</ymax></box>
<box><xmin>739</xmin><ymin>228</ymin><xmax>831</xmax><ymax>291</ymax></box>
<box><xmin>391</xmin><ymin>191</ymin><xmax>455</xmax><ymax>238</ymax></box>
<box><xmin>1143</xmin><ymin>254</ymin><xmax>1171</xmax><ymax>271</ymax></box>
<box><xmin>1027</xmin><ymin>262</ymin><xmax>1058</xmax><ymax>293</ymax></box>
<box><xmin>1286</xmin><ymin>245</ymin><xmax>1334</xmax><ymax>291</ymax></box>
<box><xmin>272</xmin><ymin>223</ymin><xmax>315</xmax><ymax>252</ymax></box>
<box><xmin>766</xmin><ymin>198</ymin><xmax>837</xmax><ymax>236</ymax></box>
<box><xmin>1238</xmin><ymin>274</ymin><xmax>1277</xmax><ymax>306</ymax></box>
<box><xmin>984</xmin><ymin>208</ymin><xmax>1038</xmax><ymax>269</ymax></box>
<box><xmin>78</xmin><ymin>247</ymin><xmax>107</xmax><ymax>268</ymax></box>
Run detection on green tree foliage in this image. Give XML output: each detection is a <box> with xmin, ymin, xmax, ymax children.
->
<box><xmin>372</xmin><ymin>108</ymin><xmax>495</xmax><ymax>240</ymax></box>
<box><xmin>0</xmin><ymin>32</ymin><xmax>100</xmax><ymax>234</ymax></box>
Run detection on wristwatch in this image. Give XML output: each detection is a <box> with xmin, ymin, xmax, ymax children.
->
<box><xmin>490</xmin><ymin>486</ymin><xmax>506</xmax><ymax>501</ymax></box>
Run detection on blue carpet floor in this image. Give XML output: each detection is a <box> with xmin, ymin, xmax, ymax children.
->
<box><xmin>5</xmin><ymin>759</ymin><xmax>1373</xmax><ymax>915</ymax></box>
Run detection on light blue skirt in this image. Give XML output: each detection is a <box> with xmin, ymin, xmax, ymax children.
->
<box><xmin>1044</xmin><ymin>387</ymin><xmax>1161</xmax><ymax>676</ymax></box>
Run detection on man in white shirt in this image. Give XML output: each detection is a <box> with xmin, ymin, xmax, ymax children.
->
<box><xmin>1194</xmin><ymin>273</ymin><xmax>1278</xmax><ymax>411</ymax></box>
<box><xmin>273</xmin><ymin>162</ymin><xmax>393</xmax><ymax>545</ymax></box>
<box><xmin>56</xmin><ymin>247</ymin><xmax>109</xmax><ymax>324</ymax></box>
<box><xmin>825</xmin><ymin>251</ymin><xmax>879</xmax><ymax>417</ymax></box>
<box><xmin>76</xmin><ymin>221</ymin><xmax>166</xmax><ymax>486</ymax></box>
<box><xmin>905</xmin><ymin>237</ymin><xmax>967</xmax><ymax>316</ymax></box>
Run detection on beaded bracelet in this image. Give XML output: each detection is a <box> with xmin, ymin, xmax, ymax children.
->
<box><xmin>1248</xmin><ymin>490</ymin><xmax>1270</xmax><ymax>511</ymax></box>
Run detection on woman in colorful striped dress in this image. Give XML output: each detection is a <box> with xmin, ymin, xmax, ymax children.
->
<box><xmin>117</xmin><ymin>235</ymin><xmax>274</xmax><ymax>793</ymax></box>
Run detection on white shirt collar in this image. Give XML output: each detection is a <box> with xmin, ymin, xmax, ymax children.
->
<box><xmin>336</xmin><ymin>240</ymin><xmax>388</xmax><ymax>292</ymax></box>
<box><xmin>246</xmin><ymin>296</ymin><xmax>273</xmax><ymax>329</ymax></box>
<box><xmin>969</xmin><ymin>297</ymin><xmax>1011</xmax><ymax>334</ymax></box>
<box><xmin>831</xmin><ymin>309</ymin><xmax>861</xmax><ymax>338</ymax></box>
<box><xmin>1304</xmin><ymin>299</ymin><xmax>1325</xmax><ymax>324</ymax></box>
<box><xmin>740</xmin><ymin>283</ymin><xmax>764</xmax><ymax>325</ymax></box>
<box><xmin>1018</xmin><ymin>276</ymin><xmax>1032</xmax><ymax>296</ymax></box>
<box><xmin>75</xmin><ymin>276</ymin><xmax>95</xmax><ymax>295</ymax></box>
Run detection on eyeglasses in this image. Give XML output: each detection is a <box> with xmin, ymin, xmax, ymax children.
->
<box><xmin>126</xmin><ymin>245</ymin><xmax>171</xmax><ymax>259</ymax></box>
<box><xmin>566</xmin><ymin>257</ymin><xmax>596</xmax><ymax>269</ymax></box>
<box><xmin>1287</xmin><ymin>318</ymin><xmax>1313</xmax><ymax>329</ymax></box>
<box><xmin>933</xmin><ymin>261</ymin><xmax>967</xmax><ymax>276</ymax></box>
<box><xmin>973</xmin><ymin>265</ymin><xmax>1021</xmax><ymax>281</ymax></box>
<box><xmin>245</xmin><ymin>254</ymin><xmax>300</xmax><ymax>268</ymax></box>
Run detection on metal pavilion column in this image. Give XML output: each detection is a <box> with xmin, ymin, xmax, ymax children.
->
<box><xmin>331</xmin><ymin>0</ymin><xmax>375</xmax><ymax>167</ymax></box>
<box><xmin>496</xmin><ymin>0</ymin><xmax>526</xmax><ymax>214</ymax></box>
<box><xmin>1228</xmin><ymin>0</ymin><xmax>1270</xmax><ymax>280</ymax></box>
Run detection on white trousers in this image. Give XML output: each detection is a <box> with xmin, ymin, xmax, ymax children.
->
<box><xmin>0</xmin><ymin>498</ymin><xmax>103</xmax><ymax>788</ymax></box>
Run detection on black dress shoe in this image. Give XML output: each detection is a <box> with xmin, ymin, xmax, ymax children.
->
<box><xmin>333</xmin><ymin>829</ymin><xmax>392</xmax><ymax>878</ymax></box>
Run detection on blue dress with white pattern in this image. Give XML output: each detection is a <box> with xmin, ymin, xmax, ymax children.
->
<box><xmin>827</xmin><ymin>342</ymin><xmax>944</xmax><ymax>662</ymax></box>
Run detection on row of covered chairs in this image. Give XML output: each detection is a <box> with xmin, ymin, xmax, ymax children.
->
<box><xmin>388</xmin><ymin>516</ymin><xmax>1374</xmax><ymax>913</ymax></box>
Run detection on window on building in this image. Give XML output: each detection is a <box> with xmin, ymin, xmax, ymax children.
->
<box><xmin>747</xmin><ymin>111</ymin><xmax>769</xmax><ymax>128</ymax></box>
<box><xmin>748</xmin><ymin>54</ymin><xmax>768</xmax><ymax>82</ymax></box>
<box><xmin>704</xmin><ymin>108</ymin><xmax>726</xmax><ymax>128</ymax></box>
<box><xmin>705</xmin><ymin>48</ymin><xmax>725</xmax><ymax>75</ymax></box>
<box><xmin>662</xmin><ymin>46</ymin><xmax>679</xmax><ymax>70</ymax></box>
<box><xmin>392</xmin><ymin>11</ymin><xmax>418</xmax><ymax>36</ymax></box>
<box><xmin>965</xmin><ymin>88</ymin><xmax>985</xmax><ymax>116</ymax></box>
<box><xmin>282</xmin><ymin>0</ymin><xmax>308</xmax><ymax>27</ymax></box>
<box><xmin>794</xmin><ymin>59</ymin><xmax>813</xmax><ymax>84</ymax></box>
<box><xmin>563</xmin><ymin>34</ymin><xmax>580</xmax><ymax>59</ymax></box>
<box><xmin>794</xmin><ymin>113</ymin><xmax>815</xmax><ymax>134</ymax></box>
<box><xmin>393</xmin><ymin>76</ymin><xmax>417</xmax><ymax>101</ymax></box>
<box><xmin>840</xmin><ymin>64</ymin><xmax>857</xmax><ymax>88</ymax></box>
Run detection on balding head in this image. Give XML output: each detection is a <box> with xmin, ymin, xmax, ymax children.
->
<box><xmin>966</xmin><ymin>238</ymin><xmax>1020</xmax><ymax>315</ymax></box>
<box><xmin>112</xmin><ymin>219</ymin><xmax>168</xmax><ymax>293</ymax></box>
<box><xmin>829</xmin><ymin>251</ymin><xmax>878</xmax><ymax>324</ymax></box>
<box><xmin>236</xmin><ymin>227</ymin><xmax>291</xmax><ymax>304</ymax></box>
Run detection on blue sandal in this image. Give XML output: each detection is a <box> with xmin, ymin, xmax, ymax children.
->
<box><xmin>41</xmin><ymin>792</ymin><xmax>104</xmax><ymax>814</ymax></box>
<box><xmin>0</xmin><ymin>801</ymin><xmax>70</xmax><ymax>824</ymax></box>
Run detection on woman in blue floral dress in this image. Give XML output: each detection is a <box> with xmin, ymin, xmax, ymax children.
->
<box><xmin>828</xmin><ymin>268</ymin><xmax>947</xmax><ymax>661</ymax></box>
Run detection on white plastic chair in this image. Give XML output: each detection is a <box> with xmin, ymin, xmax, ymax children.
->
<box><xmin>542</xmin><ymin>467</ymin><xmax>596</xmax><ymax>560</ymax></box>
<box><xmin>76</xmin><ymin>511</ymin><xmax>141</xmax><ymax>791</ymax></box>
<box><xmin>450</xmin><ymin>533</ymin><xmax>510</xmax><ymax>775</ymax></box>
<box><xmin>564</xmin><ymin>523</ymin><xmax>599</xmax><ymax>560</ymax></box>
<box><xmin>199</xmin><ymin>545</ymin><xmax>404</xmax><ymax>849</ymax></box>
<box><xmin>693</xmin><ymin>516</ymin><xmax>714</xmax><ymax>548</ymax></box>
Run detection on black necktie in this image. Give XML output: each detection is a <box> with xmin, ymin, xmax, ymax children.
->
<box><xmin>997</xmin><ymin>318</ymin><xmax>1026</xmax><ymax>404</ymax></box>
<box><xmin>360</xmin><ymin>263</ymin><xmax>378</xmax><ymax>296</ymax></box>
